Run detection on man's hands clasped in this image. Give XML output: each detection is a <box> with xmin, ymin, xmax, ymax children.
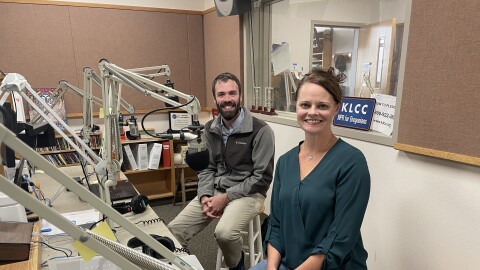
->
<box><xmin>201</xmin><ymin>194</ymin><xmax>229</xmax><ymax>219</ymax></box>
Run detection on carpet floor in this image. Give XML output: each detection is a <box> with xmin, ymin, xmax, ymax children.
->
<box><xmin>151</xmin><ymin>199</ymin><xmax>267</xmax><ymax>270</ymax></box>
<box><xmin>151</xmin><ymin>200</ymin><xmax>220</xmax><ymax>270</ymax></box>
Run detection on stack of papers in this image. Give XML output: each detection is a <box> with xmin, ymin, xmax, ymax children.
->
<box><xmin>41</xmin><ymin>209</ymin><xmax>100</xmax><ymax>235</ymax></box>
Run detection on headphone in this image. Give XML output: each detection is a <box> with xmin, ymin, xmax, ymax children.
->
<box><xmin>127</xmin><ymin>234</ymin><xmax>175</xmax><ymax>259</ymax></box>
<box><xmin>112</xmin><ymin>194</ymin><xmax>149</xmax><ymax>214</ymax></box>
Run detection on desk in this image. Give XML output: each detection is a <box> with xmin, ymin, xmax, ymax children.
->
<box><xmin>2</xmin><ymin>166</ymin><xmax>201</xmax><ymax>269</ymax></box>
<box><xmin>32</xmin><ymin>166</ymin><xmax>133</xmax><ymax>214</ymax></box>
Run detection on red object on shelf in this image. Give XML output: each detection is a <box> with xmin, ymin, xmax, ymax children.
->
<box><xmin>211</xmin><ymin>108</ymin><xmax>219</xmax><ymax>119</ymax></box>
<box><xmin>162</xmin><ymin>141</ymin><xmax>171</xmax><ymax>168</ymax></box>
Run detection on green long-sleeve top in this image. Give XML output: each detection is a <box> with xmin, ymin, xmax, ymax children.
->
<box><xmin>265</xmin><ymin>139</ymin><xmax>370</xmax><ymax>269</ymax></box>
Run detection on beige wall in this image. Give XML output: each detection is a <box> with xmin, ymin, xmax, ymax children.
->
<box><xmin>266</xmin><ymin>120</ymin><xmax>480</xmax><ymax>270</ymax></box>
<box><xmin>46</xmin><ymin>0</ymin><xmax>210</xmax><ymax>10</ymax></box>
<box><xmin>203</xmin><ymin>10</ymin><xmax>243</xmax><ymax>108</ymax></box>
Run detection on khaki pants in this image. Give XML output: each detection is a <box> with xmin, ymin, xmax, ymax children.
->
<box><xmin>167</xmin><ymin>190</ymin><xmax>265</xmax><ymax>268</ymax></box>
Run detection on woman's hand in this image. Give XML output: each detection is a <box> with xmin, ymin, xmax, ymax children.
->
<box><xmin>266</xmin><ymin>243</ymin><xmax>282</xmax><ymax>269</ymax></box>
<box><xmin>295</xmin><ymin>253</ymin><xmax>325</xmax><ymax>270</ymax></box>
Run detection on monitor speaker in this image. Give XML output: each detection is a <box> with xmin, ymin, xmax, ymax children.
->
<box><xmin>215</xmin><ymin>0</ymin><xmax>252</xmax><ymax>16</ymax></box>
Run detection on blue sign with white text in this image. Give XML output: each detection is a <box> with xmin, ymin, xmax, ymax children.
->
<box><xmin>333</xmin><ymin>97</ymin><xmax>376</xmax><ymax>131</ymax></box>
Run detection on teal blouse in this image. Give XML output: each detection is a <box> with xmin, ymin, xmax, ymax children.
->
<box><xmin>265</xmin><ymin>139</ymin><xmax>370</xmax><ymax>269</ymax></box>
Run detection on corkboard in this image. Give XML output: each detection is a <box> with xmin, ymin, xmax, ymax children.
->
<box><xmin>395</xmin><ymin>0</ymin><xmax>480</xmax><ymax>166</ymax></box>
<box><xmin>0</xmin><ymin>2</ymin><xmax>206</xmax><ymax>114</ymax></box>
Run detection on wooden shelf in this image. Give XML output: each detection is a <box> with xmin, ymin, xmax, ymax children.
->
<box><xmin>123</xmin><ymin>167</ymin><xmax>171</xmax><ymax>175</ymax></box>
<box><xmin>53</xmin><ymin>131</ymin><xmax>101</xmax><ymax>138</ymax></box>
<box><xmin>121</xmin><ymin>137</ymin><xmax>167</xmax><ymax>144</ymax></box>
<box><xmin>126</xmin><ymin>168</ymin><xmax>173</xmax><ymax>199</ymax></box>
<box><xmin>36</xmin><ymin>132</ymin><xmax>101</xmax><ymax>167</ymax></box>
<box><xmin>146</xmin><ymin>192</ymin><xmax>175</xmax><ymax>201</ymax></box>
<box><xmin>120</xmin><ymin>139</ymin><xmax>176</xmax><ymax>200</ymax></box>
<box><xmin>39</xmin><ymin>148</ymin><xmax>100</xmax><ymax>155</ymax></box>
<box><xmin>65</xmin><ymin>107</ymin><xmax>213</xmax><ymax>119</ymax></box>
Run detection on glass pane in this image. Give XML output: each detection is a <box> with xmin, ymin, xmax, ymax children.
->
<box><xmin>268</xmin><ymin>0</ymin><xmax>407</xmax><ymax>107</ymax></box>
<box><xmin>311</xmin><ymin>25</ymin><xmax>357</xmax><ymax>97</ymax></box>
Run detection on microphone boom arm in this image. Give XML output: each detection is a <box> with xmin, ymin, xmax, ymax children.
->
<box><xmin>99</xmin><ymin>60</ymin><xmax>201</xmax><ymax>117</ymax></box>
<box><xmin>98</xmin><ymin>60</ymin><xmax>207</xmax><ymax>164</ymax></box>
<box><xmin>1</xmin><ymin>73</ymin><xmax>121</xmax><ymax>221</ymax></box>
<box><xmin>0</xmin><ymin>123</ymin><xmax>195</xmax><ymax>270</ymax></box>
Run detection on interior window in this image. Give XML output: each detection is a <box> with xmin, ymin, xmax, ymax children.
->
<box><xmin>246</xmin><ymin>0</ymin><xmax>410</xmax><ymax>145</ymax></box>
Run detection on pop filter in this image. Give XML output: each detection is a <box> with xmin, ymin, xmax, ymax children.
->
<box><xmin>185</xmin><ymin>150</ymin><xmax>210</xmax><ymax>171</ymax></box>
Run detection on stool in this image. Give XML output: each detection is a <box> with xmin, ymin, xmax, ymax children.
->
<box><xmin>216</xmin><ymin>207</ymin><xmax>264</xmax><ymax>269</ymax></box>
<box><xmin>172</xmin><ymin>164</ymin><xmax>198</xmax><ymax>207</ymax></box>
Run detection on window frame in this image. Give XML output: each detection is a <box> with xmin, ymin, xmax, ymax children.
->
<box><xmin>243</xmin><ymin>0</ymin><xmax>412</xmax><ymax>146</ymax></box>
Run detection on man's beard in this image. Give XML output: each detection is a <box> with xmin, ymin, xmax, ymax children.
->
<box><xmin>217</xmin><ymin>101</ymin><xmax>241</xmax><ymax>121</ymax></box>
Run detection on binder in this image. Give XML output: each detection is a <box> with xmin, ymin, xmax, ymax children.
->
<box><xmin>123</xmin><ymin>144</ymin><xmax>138</xmax><ymax>171</ymax></box>
<box><xmin>162</xmin><ymin>141</ymin><xmax>171</xmax><ymax>168</ymax></box>
<box><xmin>134</xmin><ymin>143</ymin><xmax>149</xmax><ymax>170</ymax></box>
<box><xmin>147</xmin><ymin>143</ymin><xmax>163</xmax><ymax>170</ymax></box>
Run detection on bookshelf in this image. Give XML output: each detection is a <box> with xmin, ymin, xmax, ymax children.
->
<box><xmin>121</xmin><ymin>137</ymin><xmax>176</xmax><ymax>201</ymax></box>
<box><xmin>36</xmin><ymin>132</ymin><xmax>101</xmax><ymax>167</ymax></box>
<box><xmin>35</xmin><ymin>133</ymin><xmax>197</xmax><ymax>201</ymax></box>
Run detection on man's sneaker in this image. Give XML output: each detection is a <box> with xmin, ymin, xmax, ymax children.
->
<box><xmin>229</xmin><ymin>251</ymin><xmax>244</xmax><ymax>270</ymax></box>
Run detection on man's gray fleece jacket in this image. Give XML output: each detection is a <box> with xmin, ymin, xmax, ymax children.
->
<box><xmin>197</xmin><ymin>108</ymin><xmax>275</xmax><ymax>201</ymax></box>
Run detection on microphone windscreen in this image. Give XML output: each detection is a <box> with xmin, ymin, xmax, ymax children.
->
<box><xmin>185</xmin><ymin>150</ymin><xmax>210</xmax><ymax>171</ymax></box>
<box><xmin>131</xmin><ymin>194</ymin><xmax>149</xmax><ymax>214</ymax></box>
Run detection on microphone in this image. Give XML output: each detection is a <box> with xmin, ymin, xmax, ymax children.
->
<box><xmin>157</xmin><ymin>132</ymin><xmax>209</xmax><ymax>171</ymax></box>
<box><xmin>156</xmin><ymin>132</ymin><xmax>197</xmax><ymax>141</ymax></box>
<box><xmin>185</xmin><ymin>137</ymin><xmax>209</xmax><ymax>171</ymax></box>
<box><xmin>126</xmin><ymin>115</ymin><xmax>140</xmax><ymax>140</ymax></box>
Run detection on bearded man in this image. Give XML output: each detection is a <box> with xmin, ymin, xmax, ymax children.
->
<box><xmin>168</xmin><ymin>72</ymin><xmax>275</xmax><ymax>270</ymax></box>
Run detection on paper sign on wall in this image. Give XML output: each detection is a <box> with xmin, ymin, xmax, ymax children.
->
<box><xmin>370</xmin><ymin>93</ymin><xmax>396</xmax><ymax>136</ymax></box>
<box><xmin>169</xmin><ymin>112</ymin><xmax>192</xmax><ymax>132</ymax></box>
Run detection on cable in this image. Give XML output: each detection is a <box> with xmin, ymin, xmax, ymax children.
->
<box><xmin>37</xmin><ymin>188</ymin><xmax>49</xmax><ymax>205</ymax></box>
<box><xmin>140</xmin><ymin>97</ymin><xmax>196</xmax><ymax>138</ymax></box>
<box><xmin>41</xmin><ymin>255</ymin><xmax>71</xmax><ymax>268</ymax></box>
<box><xmin>134</xmin><ymin>217</ymin><xmax>165</xmax><ymax>226</ymax></box>
<box><xmin>49</xmin><ymin>185</ymin><xmax>66</xmax><ymax>205</ymax></box>
<box><xmin>112</xmin><ymin>218</ymin><xmax>165</xmax><ymax>230</ymax></box>
<box><xmin>37</xmin><ymin>241</ymin><xmax>72</xmax><ymax>257</ymax></box>
<box><xmin>46</xmin><ymin>234</ymin><xmax>71</xmax><ymax>244</ymax></box>
<box><xmin>80</xmin><ymin>157</ymin><xmax>93</xmax><ymax>193</ymax></box>
<box><xmin>36</xmin><ymin>241</ymin><xmax>73</xmax><ymax>257</ymax></box>
<box><xmin>33</xmin><ymin>232</ymin><xmax>48</xmax><ymax>244</ymax></box>
<box><xmin>22</xmin><ymin>172</ymin><xmax>48</xmax><ymax>205</ymax></box>
<box><xmin>23</xmin><ymin>175</ymin><xmax>40</xmax><ymax>200</ymax></box>
<box><xmin>175</xmin><ymin>247</ymin><xmax>190</xmax><ymax>255</ymax></box>
<box><xmin>89</xmin><ymin>216</ymin><xmax>107</xmax><ymax>230</ymax></box>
